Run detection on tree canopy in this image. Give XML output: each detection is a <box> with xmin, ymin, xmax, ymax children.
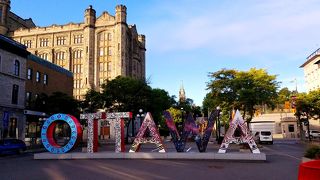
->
<box><xmin>83</xmin><ymin>76</ymin><xmax>174</xmax><ymax>125</ymax></box>
<box><xmin>295</xmin><ymin>90</ymin><xmax>320</xmax><ymax>119</ymax></box>
<box><xmin>205</xmin><ymin>68</ymin><xmax>279</xmax><ymax>122</ymax></box>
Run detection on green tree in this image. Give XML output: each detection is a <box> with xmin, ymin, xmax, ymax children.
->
<box><xmin>206</xmin><ymin>68</ymin><xmax>279</xmax><ymax>123</ymax></box>
<box><xmin>81</xmin><ymin>89</ymin><xmax>105</xmax><ymax>113</ymax></box>
<box><xmin>236</xmin><ymin>68</ymin><xmax>278</xmax><ymax>121</ymax></box>
<box><xmin>167</xmin><ymin>107</ymin><xmax>184</xmax><ymax>124</ymax></box>
<box><xmin>46</xmin><ymin>92</ymin><xmax>80</xmax><ymax>116</ymax></box>
<box><xmin>307</xmin><ymin>90</ymin><xmax>320</xmax><ymax>119</ymax></box>
<box><xmin>276</xmin><ymin>87</ymin><xmax>292</xmax><ymax>111</ymax></box>
<box><xmin>149</xmin><ymin>88</ymin><xmax>172</xmax><ymax>122</ymax></box>
<box><xmin>101</xmin><ymin>76</ymin><xmax>152</xmax><ymax>112</ymax></box>
<box><xmin>295</xmin><ymin>92</ymin><xmax>311</xmax><ymax>140</ymax></box>
<box><xmin>207</xmin><ymin>69</ymin><xmax>238</xmax><ymax>110</ymax></box>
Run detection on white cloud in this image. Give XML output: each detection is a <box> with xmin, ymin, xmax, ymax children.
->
<box><xmin>146</xmin><ymin>0</ymin><xmax>320</xmax><ymax>58</ymax></box>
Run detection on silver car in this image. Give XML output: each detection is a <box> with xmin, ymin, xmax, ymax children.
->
<box><xmin>254</xmin><ymin>131</ymin><xmax>273</xmax><ymax>144</ymax></box>
<box><xmin>305</xmin><ymin>130</ymin><xmax>320</xmax><ymax>139</ymax></box>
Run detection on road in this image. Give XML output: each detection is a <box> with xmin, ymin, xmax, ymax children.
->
<box><xmin>0</xmin><ymin>140</ymin><xmax>308</xmax><ymax>180</ymax></box>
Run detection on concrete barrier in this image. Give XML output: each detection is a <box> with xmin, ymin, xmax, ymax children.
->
<box><xmin>34</xmin><ymin>152</ymin><xmax>266</xmax><ymax>161</ymax></box>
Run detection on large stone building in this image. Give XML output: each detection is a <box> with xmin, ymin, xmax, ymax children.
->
<box><xmin>1</xmin><ymin>0</ymin><xmax>146</xmax><ymax>100</ymax></box>
<box><xmin>300</xmin><ymin>48</ymin><xmax>320</xmax><ymax>92</ymax></box>
<box><xmin>0</xmin><ymin>34</ymin><xmax>28</xmax><ymax>140</ymax></box>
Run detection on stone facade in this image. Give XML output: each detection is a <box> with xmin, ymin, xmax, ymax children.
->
<box><xmin>300</xmin><ymin>48</ymin><xmax>320</xmax><ymax>92</ymax></box>
<box><xmin>0</xmin><ymin>34</ymin><xmax>28</xmax><ymax>140</ymax></box>
<box><xmin>0</xmin><ymin>0</ymin><xmax>35</xmax><ymax>35</ymax></box>
<box><xmin>4</xmin><ymin>3</ymin><xmax>146</xmax><ymax>100</ymax></box>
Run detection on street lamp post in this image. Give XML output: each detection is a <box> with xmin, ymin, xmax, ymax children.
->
<box><xmin>137</xmin><ymin>109</ymin><xmax>144</xmax><ymax>126</ymax></box>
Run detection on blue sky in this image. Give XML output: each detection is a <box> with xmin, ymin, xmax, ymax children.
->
<box><xmin>12</xmin><ymin>0</ymin><xmax>318</xmax><ymax>105</ymax></box>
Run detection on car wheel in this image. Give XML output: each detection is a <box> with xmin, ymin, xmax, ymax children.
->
<box><xmin>310</xmin><ymin>135</ymin><xmax>314</xmax><ymax>139</ymax></box>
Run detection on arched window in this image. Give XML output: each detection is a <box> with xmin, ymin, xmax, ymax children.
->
<box><xmin>14</xmin><ymin>60</ymin><xmax>20</xmax><ymax>76</ymax></box>
<box><xmin>39</xmin><ymin>53</ymin><xmax>48</xmax><ymax>60</ymax></box>
<box><xmin>73</xmin><ymin>50</ymin><xmax>83</xmax><ymax>74</ymax></box>
<box><xmin>55</xmin><ymin>51</ymin><xmax>65</xmax><ymax>68</ymax></box>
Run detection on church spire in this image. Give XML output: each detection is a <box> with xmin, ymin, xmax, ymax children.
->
<box><xmin>179</xmin><ymin>81</ymin><xmax>186</xmax><ymax>103</ymax></box>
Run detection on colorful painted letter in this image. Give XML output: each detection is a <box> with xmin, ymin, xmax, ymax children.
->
<box><xmin>41</xmin><ymin>114</ymin><xmax>82</xmax><ymax>154</ymax></box>
<box><xmin>164</xmin><ymin>110</ymin><xmax>218</xmax><ymax>152</ymax></box>
<box><xmin>163</xmin><ymin>111</ymin><xmax>196</xmax><ymax>152</ymax></box>
<box><xmin>194</xmin><ymin>110</ymin><xmax>219</xmax><ymax>152</ymax></box>
<box><xmin>218</xmin><ymin>110</ymin><xmax>260</xmax><ymax>153</ymax></box>
<box><xmin>129</xmin><ymin>112</ymin><xmax>165</xmax><ymax>152</ymax></box>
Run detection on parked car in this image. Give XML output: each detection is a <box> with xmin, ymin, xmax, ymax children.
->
<box><xmin>0</xmin><ymin>139</ymin><xmax>27</xmax><ymax>155</ymax></box>
<box><xmin>254</xmin><ymin>130</ymin><xmax>273</xmax><ymax>144</ymax></box>
<box><xmin>305</xmin><ymin>130</ymin><xmax>320</xmax><ymax>139</ymax></box>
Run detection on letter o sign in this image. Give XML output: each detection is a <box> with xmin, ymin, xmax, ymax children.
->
<box><xmin>41</xmin><ymin>114</ymin><xmax>82</xmax><ymax>154</ymax></box>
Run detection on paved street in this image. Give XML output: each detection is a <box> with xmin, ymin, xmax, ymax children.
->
<box><xmin>0</xmin><ymin>140</ymin><xmax>309</xmax><ymax>180</ymax></box>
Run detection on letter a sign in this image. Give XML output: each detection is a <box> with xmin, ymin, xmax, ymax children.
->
<box><xmin>218</xmin><ymin>110</ymin><xmax>260</xmax><ymax>154</ymax></box>
<box><xmin>129</xmin><ymin>112</ymin><xmax>165</xmax><ymax>152</ymax></box>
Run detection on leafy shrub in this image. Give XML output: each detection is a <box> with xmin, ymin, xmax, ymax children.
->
<box><xmin>304</xmin><ymin>145</ymin><xmax>320</xmax><ymax>159</ymax></box>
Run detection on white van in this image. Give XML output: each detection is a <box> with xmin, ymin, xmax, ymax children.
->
<box><xmin>254</xmin><ymin>130</ymin><xmax>273</xmax><ymax>144</ymax></box>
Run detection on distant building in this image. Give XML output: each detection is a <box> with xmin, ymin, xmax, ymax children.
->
<box><xmin>24</xmin><ymin>54</ymin><xmax>73</xmax><ymax>145</ymax></box>
<box><xmin>300</xmin><ymin>48</ymin><xmax>320</xmax><ymax>92</ymax></box>
<box><xmin>0</xmin><ymin>34</ymin><xmax>29</xmax><ymax>140</ymax></box>
<box><xmin>179</xmin><ymin>83</ymin><xmax>186</xmax><ymax>103</ymax></box>
<box><xmin>1</xmin><ymin>1</ymin><xmax>146</xmax><ymax>100</ymax></box>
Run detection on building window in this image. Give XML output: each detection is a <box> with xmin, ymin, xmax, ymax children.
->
<box><xmin>56</xmin><ymin>52</ymin><xmax>65</xmax><ymax>60</ymax></box>
<box><xmin>26</xmin><ymin>92</ymin><xmax>32</xmax><ymax>106</ymax></box>
<box><xmin>56</xmin><ymin>52</ymin><xmax>65</xmax><ymax>67</ymax></box>
<box><xmin>288</xmin><ymin>125</ymin><xmax>295</xmax><ymax>132</ymax></box>
<box><xmin>40</xmin><ymin>38</ymin><xmax>49</xmax><ymax>47</ymax></box>
<box><xmin>99</xmin><ymin>47</ymin><xmax>104</xmax><ymax>57</ymax></box>
<box><xmin>8</xmin><ymin>118</ymin><xmax>17</xmax><ymax>138</ymax></box>
<box><xmin>99</xmin><ymin>62</ymin><xmax>104</xmax><ymax>72</ymax></box>
<box><xmin>107</xmin><ymin>62</ymin><xmax>111</xmax><ymax>72</ymax></box>
<box><xmin>23</xmin><ymin>40</ymin><xmax>32</xmax><ymax>48</ymax></box>
<box><xmin>74</xmin><ymin>79</ymin><xmax>82</xmax><ymax>89</ymax></box>
<box><xmin>108</xmin><ymin>46</ymin><xmax>112</xmax><ymax>56</ymax></box>
<box><xmin>108</xmin><ymin>33</ymin><xmax>112</xmax><ymax>41</ymax></box>
<box><xmin>36</xmin><ymin>71</ymin><xmax>40</xmax><ymax>82</ymax></box>
<box><xmin>44</xmin><ymin>74</ymin><xmax>48</xmax><ymax>85</ymax></box>
<box><xmin>11</xmin><ymin>84</ymin><xmax>19</xmax><ymax>104</ymax></box>
<box><xmin>27</xmin><ymin>68</ymin><xmax>33</xmax><ymax>80</ymax></box>
<box><xmin>98</xmin><ymin>33</ymin><xmax>104</xmax><ymax>41</ymax></box>
<box><xmin>74</xmin><ymin>34</ymin><xmax>83</xmax><ymax>44</ymax></box>
<box><xmin>73</xmin><ymin>50</ymin><xmax>82</xmax><ymax>59</ymax></box>
<box><xmin>57</xmin><ymin>36</ymin><xmax>66</xmax><ymax>45</ymax></box>
<box><xmin>73</xmin><ymin>64</ymin><xmax>82</xmax><ymax>74</ymax></box>
<box><xmin>14</xmin><ymin>60</ymin><xmax>20</xmax><ymax>76</ymax></box>
<box><xmin>39</xmin><ymin>53</ymin><xmax>48</xmax><ymax>60</ymax></box>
